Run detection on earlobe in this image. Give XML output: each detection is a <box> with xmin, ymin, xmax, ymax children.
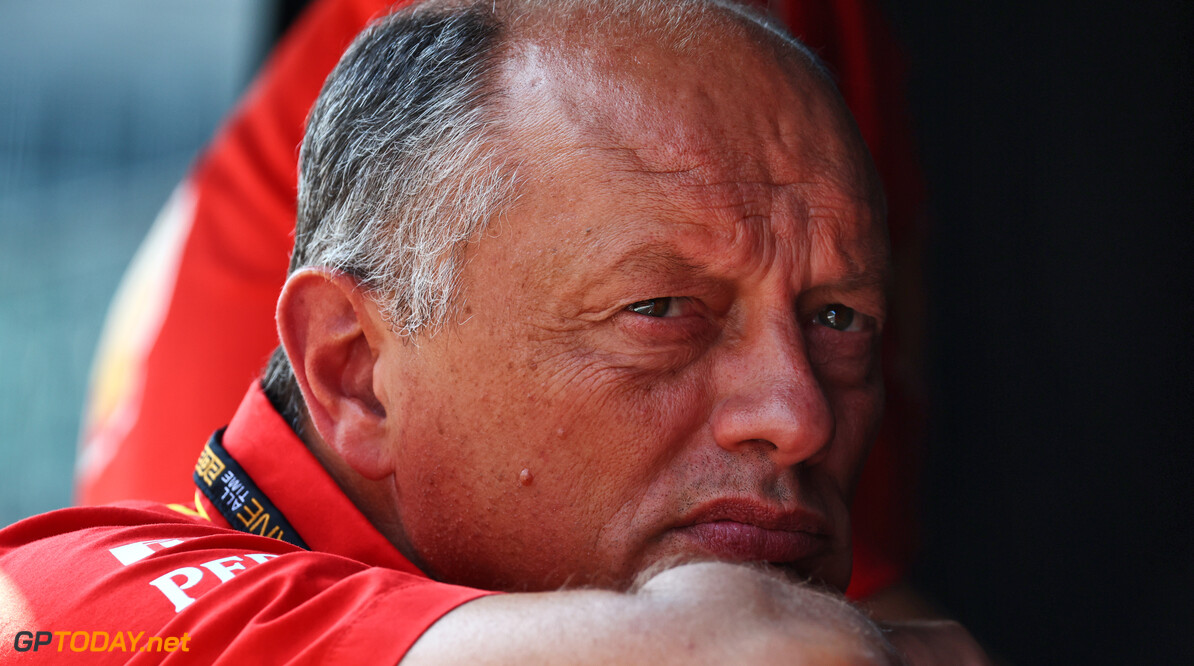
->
<box><xmin>276</xmin><ymin>268</ymin><xmax>394</xmax><ymax>479</ymax></box>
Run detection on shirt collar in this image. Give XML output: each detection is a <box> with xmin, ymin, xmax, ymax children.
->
<box><xmin>218</xmin><ymin>383</ymin><xmax>422</xmax><ymax>575</ymax></box>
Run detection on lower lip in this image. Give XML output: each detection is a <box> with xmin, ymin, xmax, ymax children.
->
<box><xmin>674</xmin><ymin>521</ymin><xmax>827</xmax><ymax>563</ymax></box>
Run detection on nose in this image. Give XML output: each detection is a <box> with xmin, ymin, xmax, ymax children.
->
<box><xmin>709</xmin><ymin>321</ymin><xmax>835</xmax><ymax>468</ymax></box>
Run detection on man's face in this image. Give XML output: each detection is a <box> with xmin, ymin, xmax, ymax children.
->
<box><xmin>372</xmin><ymin>31</ymin><xmax>888</xmax><ymax>593</ymax></box>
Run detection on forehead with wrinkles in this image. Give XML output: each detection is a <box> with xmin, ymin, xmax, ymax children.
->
<box><xmin>494</xmin><ymin>9</ymin><xmax>885</xmax><ymax>251</ymax></box>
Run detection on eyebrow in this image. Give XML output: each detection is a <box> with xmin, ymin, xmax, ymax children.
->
<box><xmin>599</xmin><ymin>242</ymin><xmax>887</xmax><ymax>292</ymax></box>
<box><xmin>825</xmin><ymin>268</ymin><xmax>889</xmax><ymax>294</ymax></box>
<box><xmin>601</xmin><ymin>245</ymin><xmax>715</xmax><ymax>282</ymax></box>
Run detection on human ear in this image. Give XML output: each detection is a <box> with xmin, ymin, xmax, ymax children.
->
<box><xmin>275</xmin><ymin>268</ymin><xmax>393</xmax><ymax>479</ymax></box>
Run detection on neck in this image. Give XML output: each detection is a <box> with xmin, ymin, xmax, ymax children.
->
<box><xmin>295</xmin><ymin>414</ymin><xmax>427</xmax><ymax>573</ymax></box>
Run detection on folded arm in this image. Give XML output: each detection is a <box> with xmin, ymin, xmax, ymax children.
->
<box><xmin>405</xmin><ymin>562</ymin><xmax>900</xmax><ymax>665</ymax></box>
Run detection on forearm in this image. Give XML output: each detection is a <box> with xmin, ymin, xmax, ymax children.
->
<box><xmin>403</xmin><ymin>562</ymin><xmax>898</xmax><ymax>665</ymax></box>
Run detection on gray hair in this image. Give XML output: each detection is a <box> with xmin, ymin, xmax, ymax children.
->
<box><xmin>264</xmin><ymin>1</ymin><xmax>511</xmax><ymax>429</ymax></box>
<box><xmin>263</xmin><ymin>0</ymin><xmax>835</xmax><ymax>433</ymax></box>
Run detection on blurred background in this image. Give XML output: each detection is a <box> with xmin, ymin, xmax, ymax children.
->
<box><xmin>0</xmin><ymin>0</ymin><xmax>272</xmax><ymax>518</ymax></box>
<box><xmin>0</xmin><ymin>1</ymin><xmax>1189</xmax><ymax>663</ymax></box>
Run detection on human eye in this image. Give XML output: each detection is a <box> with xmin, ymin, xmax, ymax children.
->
<box><xmin>626</xmin><ymin>297</ymin><xmax>691</xmax><ymax>318</ymax></box>
<box><xmin>806</xmin><ymin>302</ymin><xmax>880</xmax><ymax>380</ymax></box>
<box><xmin>812</xmin><ymin>303</ymin><xmax>866</xmax><ymax>332</ymax></box>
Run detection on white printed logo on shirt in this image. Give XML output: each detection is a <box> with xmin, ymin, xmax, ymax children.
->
<box><xmin>108</xmin><ymin>539</ymin><xmax>187</xmax><ymax>566</ymax></box>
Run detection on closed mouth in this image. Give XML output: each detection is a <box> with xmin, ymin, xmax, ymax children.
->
<box><xmin>671</xmin><ymin>498</ymin><xmax>832</xmax><ymax>564</ymax></box>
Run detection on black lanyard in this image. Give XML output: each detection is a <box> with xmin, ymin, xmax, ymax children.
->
<box><xmin>193</xmin><ymin>429</ymin><xmax>309</xmax><ymax>549</ymax></box>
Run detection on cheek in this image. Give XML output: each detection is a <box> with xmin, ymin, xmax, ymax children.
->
<box><xmin>823</xmin><ymin>379</ymin><xmax>884</xmax><ymax>497</ymax></box>
<box><xmin>391</xmin><ymin>343</ymin><xmax>711</xmax><ymax>589</ymax></box>
<box><xmin>527</xmin><ymin>355</ymin><xmax>716</xmax><ymax>566</ymax></box>
<box><xmin>528</xmin><ymin>356</ymin><xmax>710</xmax><ymax>514</ymax></box>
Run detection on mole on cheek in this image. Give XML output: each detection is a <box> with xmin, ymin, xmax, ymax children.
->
<box><xmin>519</xmin><ymin>468</ymin><xmax>534</xmax><ymax>486</ymax></box>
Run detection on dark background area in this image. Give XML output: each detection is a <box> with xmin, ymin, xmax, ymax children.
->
<box><xmin>881</xmin><ymin>2</ymin><xmax>1192</xmax><ymax>663</ymax></box>
<box><xmin>1</xmin><ymin>1</ymin><xmax>1189</xmax><ymax>663</ymax></box>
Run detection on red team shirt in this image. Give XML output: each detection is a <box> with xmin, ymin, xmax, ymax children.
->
<box><xmin>3</xmin><ymin>385</ymin><xmax>491</xmax><ymax>662</ymax></box>
<box><xmin>37</xmin><ymin>0</ymin><xmax>926</xmax><ymax>656</ymax></box>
